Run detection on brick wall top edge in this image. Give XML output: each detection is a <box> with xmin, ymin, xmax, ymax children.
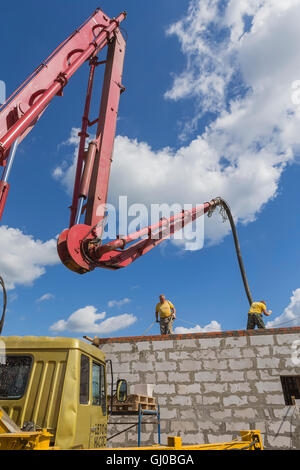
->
<box><xmin>94</xmin><ymin>326</ymin><xmax>300</xmax><ymax>344</ymax></box>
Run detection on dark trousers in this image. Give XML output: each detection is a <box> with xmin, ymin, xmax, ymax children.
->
<box><xmin>247</xmin><ymin>313</ymin><xmax>266</xmax><ymax>330</ymax></box>
<box><xmin>160</xmin><ymin>316</ymin><xmax>173</xmax><ymax>335</ymax></box>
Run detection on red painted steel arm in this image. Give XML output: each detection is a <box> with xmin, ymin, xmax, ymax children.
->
<box><xmin>0</xmin><ymin>8</ymin><xmax>126</xmax><ymax>220</ymax></box>
<box><xmin>57</xmin><ymin>199</ymin><xmax>221</xmax><ymax>273</ymax></box>
<box><xmin>0</xmin><ymin>8</ymin><xmax>219</xmax><ymax>276</ymax></box>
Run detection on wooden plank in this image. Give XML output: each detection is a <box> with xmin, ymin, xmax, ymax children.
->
<box><xmin>0</xmin><ymin>407</ymin><xmax>21</xmax><ymax>433</ymax></box>
<box><xmin>111</xmin><ymin>403</ymin><xmax>157</xmax><ymax>412</ymax></box>
<box><xmin>108</xmin><ymin>394</ymin><xmax>156</xmax><ymax>406</ymax></box>
<box><xmin>147</xmin><ymin>397</ymin><xmax>155</xmax><ymax>404</ymax></box>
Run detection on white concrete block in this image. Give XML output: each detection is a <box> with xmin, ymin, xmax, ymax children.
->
<box><xmin>265</xmin><ymin>394</ymin><xmax>285</xmax><ymax>405</ymax></box>
<box><xmin>152</xmin><ymin>340</ymin><xmax>174</xmax><ymax>350</ymax></box>
<box><xmin>154</xmin><ymin>384</ymin><xmax>176</xmax><ymax>394</ymax></box>
<box><xmin>210</xmin><ymin>409</ymin><xmax>232</xmax><ymax>420</ymax></box>
<box><xmin>191</xmin><ymin>349</ymin><xmax>217</xmax><ymax>360</ymax></box>
<box><xmin>233</xmin><ymin>408</ymin><xmax>257</xmax><ymax>419</ymax></box>
<box><xmin>202</xmin><ymin>359</ymin><xmax>228</xmax><ymax>370</ymax></box>
<box><xmin>156</xmin><ymin>372</ymin><xmax>168</xmax><ymax>382</ymax></box>
<box><xmin>250</xmin><ymin>335</ymin><xmax>274</xmax><ymax>346</ymax></box>
<box><xmin>230</xmin><ymin>382</ymin><xmax>252</xmax><ymax>393</ymax></box>
<box><xmin>229</xmin><ymin>358</ymin><xmax>253</xmax><ymax>370</ymax></box>
<box><xmin>223</xmin><ymin>395</ymin><xmax>248</xmax><ymax>407</ymax></box>
<box><xmin>255</xmin><ymin>380</ymin><xmax>282</xmax><ymax>394</ymax></box>
<box><xmin>256</xmin><ymin>357</ymin><xmax>280</xmax><ymax>369</ymax></box>
<box><xmin>254</xmin><ymin>346</ymin><xmax>270</xmax><ymax>357</ymax></box>
<box><xmin>226</xmin><ymin>422</ymin><xmax>250</xmax><ymax>432</ymax></box>
<box><xmin>176</xmin><ymin>339</ymin><xmax>198</xmax><ymax>349</ymax></box>
<box><xmin>133</xmin><ymin>384</ymin><xmax>155</xmax><ymax>397</ymax></box>
<box><xmin>177</xmin><ymin>383</ymin><xmax>201</xmax><ymax>394</ymax></box>
<box><xmin>168</xmin><ymin>372</ymin><xmax>190</xmax><ymax>382</ymax></box>
<box><xmin>224</xmin><ymin>336</ymin><xmax>248</xmax><ymax>347</ymax></box>
<box><xmin>204</xmin><ymin>383</ymin><xmax>227</xmax><ymax>393</ymax></box>
<box><xmin>170</xmin><ymin>395</ymin><xmax>192</xmax><ymax>406</ymax></box>
<box><xmin>276</xmin><ymin>334</ymin><xmax>300</xmax><ymax>345</ymax></box>
<box><xmin>202</xmin><ymin>396</ymin><xmax>221</xmax><ymax>405</ymax></box>
<box><xmin>144</xmin><ymin>373</ymin><xmax>156</xmax><ymax>383</ymax></box>
<box><xmin>154</xmin><ymin>361</ymin><xmax>176</xmax><ymax>371</ymax></box>
<box><xmin>218</xmin><ymin>348</ymin><xmax>242</xmax><ymax>359</ymax></box>
<box><xmin>170</xmin><ymin>420</ymin><xmax>198</xmax><ymax>433</ymax></box>
<box><xmin>168</xmin><ymin>351</ymin><xmax>191</xmax><ymax>360</ymax></box>
<box><xmin>266</xmin><ymin>435</ymin><xmax>291</xmax><ymax>448</ymax></box>
<box><xmin>160</xmin><ymin>408</ymin><xmax>178</xmax><ymax>419</ymax></box>
<box><xmin>135</xmin><ymin>341</ymin><xmax>151</xmax><ymax>351</ymax></box>
<box><xmin>220</xmin><ymin>370</ymin><xmax>244</xmax><ymax>382</ymax></box>
<box><xmin>195</xmin><ymin>371</ymin><xmax>218</xmax><ymax>382</ymax></box>
<box><xmin>181</xmin><ymin>433</ymin><xmax>205</xmax><ymax>445</ymax></box>
<box><xmin>246</xmin><ymin>370</ymin><xmax>259</xmax><ymax>380</ymax></box>
<box><xmin>179</xmin><ymin>360</ymin><xmax>202</xmax><ymax>371</ymax></box>
<box><xmin>198</xmin><ymin>338</ymin><xmax>222</xmax><ymax>349</ymax></box>
<box><xmin>131</xmin><ymin>362</ymin><xmax>154</xmax><ymax>372</ymax></box>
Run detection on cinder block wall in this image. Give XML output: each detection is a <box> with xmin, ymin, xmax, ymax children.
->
<box><xmin>98</xmin><ymin>328</ymin><xmax>300</xmax><ymax>449</ymax></box>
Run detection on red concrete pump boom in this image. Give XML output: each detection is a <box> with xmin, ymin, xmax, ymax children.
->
<box><xmin>0</xmin><ymin>8</ymin><xmax>236</xmax><ymax>278</ymax></box>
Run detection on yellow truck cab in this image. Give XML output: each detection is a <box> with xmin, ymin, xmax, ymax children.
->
<box><xmin>0</xmin><ymin>336</ymin><xmax>110</xmax><ymax>449</ymax></box>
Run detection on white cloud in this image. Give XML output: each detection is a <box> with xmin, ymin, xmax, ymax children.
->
<box><xmin>55</xmin><ymin>132</ymin><xmax>284</xmax><ymax>245</ymax></box>
<box><xmin>108</xmin><ymin>298</ymin><xmax>131</xmax><ymax>308</ymax></box>
<box><xmin>266</xmin><ymin>288</ymin><xmax>300</xmax><ymax>328</ymax></box>
<box><xmin>50</xmin><ymin>305</ymin><xmax>137</xmax><ymax>334</ymax></box>
<box><xmin>164</xmin><ymin>0</ymin><xmax>231</xmax><ymax>111</ymax></box>
<box><xmin>174</xmin><ymin>320</ymin><xmax>222</xmax><ymax>334</ymax></box>
<box><xmin>165</xmin><ymin>0</ymin><xmax>300</xmax><ymax>139</ymax></box>
<box><xmin>0</xmin><ymin>226</ymin><xmax>59</xmax><ymax>290</ymax></box>
<box><xmin>53</xmin><ymin>1</ymin><xmax>300</xmax><ymax>247</ymax></box>
<box><xmin>36</xmin><ymin>293</ymin><xmax>54</xmax><ymax>303</ymax></box>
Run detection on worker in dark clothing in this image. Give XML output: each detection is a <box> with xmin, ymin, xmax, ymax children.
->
<box><xmin>155</xmin><ymin>294</ymin><xmax>176</xmax><ymax>335</ymax></box>
<box><xmin>247</xmin><ymin>300</ymin><xmax>272</xmax><ymax>329</ymax></box>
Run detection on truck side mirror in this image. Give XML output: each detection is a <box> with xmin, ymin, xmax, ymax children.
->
<box><xmin>116</xmin><ymin>379</ymin><xmax>127</xmax><ymax>402</ymax></box>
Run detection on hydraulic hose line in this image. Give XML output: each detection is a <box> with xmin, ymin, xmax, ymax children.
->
<box><xmin>209</xmin><ymin>197</ymin><xmax>253</xmax><ymax>307</ymax></box>
<box><xmin>0</xmin><ymin>275</ymin><xmax>7</xmax><ymax>335</ymax></box>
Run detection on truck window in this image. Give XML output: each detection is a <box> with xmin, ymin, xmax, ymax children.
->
<box><xmin>92</xmin><ymin>362</ymin><xmax>106</xmax><ymax>415</ymax></box>
<box><xmin>80</xmin><ymin>354</ymin><xmax>90</xmax><ymax>404</ymax></box>
<box><xmin>0</xmin><ymin>355</ymin><xmax>32</xmax><ymax>399</ymax></box>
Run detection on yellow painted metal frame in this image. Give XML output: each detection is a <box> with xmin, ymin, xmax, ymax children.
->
<box><xmin>107</xmin><ymin>431</ymin><xmax>263</xmax><ymax>451</ymax></box>
<box><xmin>0</xmin><ymin>408</ymin><xmax>52</xmax><ymax>450</ymax></box>
<box><xmin>0</xmin><ymin>427</ymin><xmax>263</xmax><ymax>450</ymax></box>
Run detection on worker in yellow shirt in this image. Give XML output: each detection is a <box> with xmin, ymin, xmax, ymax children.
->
<box><xmin>247</xmin><ymin>300</ymin><xmax>272</xmax><ymax>330</ymax></box>
<box><xmin>155</xmin><ymin>294</ymin><xmax>176</xmax><ymax>335</ymax></box>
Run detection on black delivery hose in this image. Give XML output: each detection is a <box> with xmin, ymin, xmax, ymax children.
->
<box><xmin>0</xmin><ymin>275</ymin><xmax>7</xmax><ymax>335</ymax></box>
<box><xmin>208</xmin><ymin>197</ymin><xmax>253</xmax><ymax>306</ymax></box>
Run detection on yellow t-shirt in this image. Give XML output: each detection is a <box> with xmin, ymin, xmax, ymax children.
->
<box><xmin>248</xmin><ymin>302</ymin><xmax>266</xmax><ymax>315</ymax></box>
<box><xmin>155</xmin><ymin>300</ymin><xmax>175</xmax><ymax>319</ymax></box>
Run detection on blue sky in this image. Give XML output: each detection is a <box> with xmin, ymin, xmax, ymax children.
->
<box><xmin>0</xmin><ymin>0</ymin><xmax>300</xmax><ymax>338</ymax></box>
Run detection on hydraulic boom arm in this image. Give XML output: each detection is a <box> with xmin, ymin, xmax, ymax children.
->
<box><xmin>0</xmin><ymin>7</ymin><xmax>214</xmax><ymax>275</ymax></box>
<box><xmin>0</xmin><ymin>8</ymin><xmax>126</xmax><ymax>221</ymax></box>
<box><xmin>0</xmin><ymin>6</ymin><xmax>252</xmax><ymax>308</ymax></box>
